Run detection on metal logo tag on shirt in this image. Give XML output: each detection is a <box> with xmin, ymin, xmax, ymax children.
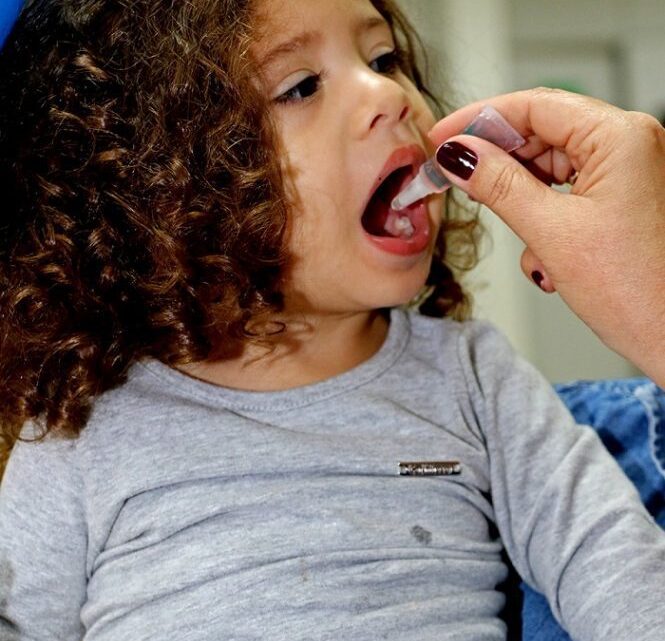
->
<box><xmin>398</xmin><ymin>461</ymin><xmax>461</xmax><ymax>476</ymax></box>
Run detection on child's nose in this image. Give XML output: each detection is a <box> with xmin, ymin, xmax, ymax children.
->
<box><xmin>352</xmin><ymin>70</ymin><xmax>411</xmax><ymax>137</ymax></box>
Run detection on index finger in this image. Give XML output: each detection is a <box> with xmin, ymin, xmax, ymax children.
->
<box><xmin>429</xmin><ymin>88</ymin><xmax>620</xmax><ymax>150</ymax></box>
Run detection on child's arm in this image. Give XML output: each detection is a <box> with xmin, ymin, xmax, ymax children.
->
<box><xmin>0</xmin><ymin>428</ymin><xmax>87</xmax><ymax>640</ymax></box>
<box><xmin>458</xmin><ymin>322</ymin><xmax>665</xmax><ymax>641</ymax></box>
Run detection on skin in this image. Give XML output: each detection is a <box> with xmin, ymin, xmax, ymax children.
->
<box><xmin>182</xmin><ymin>0</ymin><xmax>443</xmax><ymax>390</ymax></box>
<box><xmin>428</xmin><ymin>89</ymin><xmax>665</xmax><ymax>387</ymax></box>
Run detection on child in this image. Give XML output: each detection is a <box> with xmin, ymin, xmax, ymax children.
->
<box><xmin>0</xmin><ymin>1</ymin><xmax>663</xmax><ymax>640</ymax></box>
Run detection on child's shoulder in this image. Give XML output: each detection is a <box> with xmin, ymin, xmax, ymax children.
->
<box><xmin>404</xmin><ymin>309</ymin><xmax>513</xmax><ymax>360</ymax></box>
<box><xmin>57</xmin><ymin>359</ymin><xmax>175</xmax><ymax>450</ymax></box>
<box><xmin>13</xmin><ymin>362</ymin><xmax>152</xmax><ymax>447</ymax></box>
<box><xmin>402</xmin><ymin>309</ymin><xmax>521</xmax><ymax>391</ymax></box>
<box><xmin>11</xmin><ymin>360</ymin><xmax>183</xmax><ymax>464</ymax></box>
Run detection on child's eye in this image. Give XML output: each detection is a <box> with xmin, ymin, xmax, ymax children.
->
<box><xmin>369</xmin><ymin>50</ymin><xmax>403</xmax><ymax>75</ymax></box>
<box><xmin>274</xmin><ymin>74</ymin><xmax>322</xmax><ymax>105</ymax></box>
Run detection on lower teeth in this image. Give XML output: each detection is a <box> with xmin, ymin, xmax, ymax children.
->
<box><xmin>384</xmin><ymin>213</ymin><xmax>415</xmax><ymax>238</ymax></box>
<box><xmin>394</xmin><ymin>216</ymin><xmax>414</xmax><ymax>237</ymax></box>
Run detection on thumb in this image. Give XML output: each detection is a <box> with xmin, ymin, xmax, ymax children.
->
<box><xmin>435</xmin><ymin>134</ymin><xmax>570</xmax><ymax>247</ymax></box>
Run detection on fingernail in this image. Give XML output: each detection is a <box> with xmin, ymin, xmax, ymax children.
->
<box><xmin>531</xmin><ymin>271</ymin><xmax>545</xmax><ymax>289</ymax></box>
<box><xmin>435</xmin><ymin>141</ymin><xmax>478</xmax><ymax>180</ymax></box>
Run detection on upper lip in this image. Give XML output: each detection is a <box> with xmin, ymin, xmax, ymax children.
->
<box><xmin>363</xmin><ymin>144</ymin><xmax>428</xmax><ymax>213</ymax></box>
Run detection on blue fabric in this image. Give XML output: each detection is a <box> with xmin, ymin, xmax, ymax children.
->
<box><xmin>521</xmin><ymin>378</ymin><xmax>665</xmax><ymax>641</ymax></box>
<box><xmin>0</xmin><ymin>0</ymin><xmax>24</xmax><ymax>50</ymax></box>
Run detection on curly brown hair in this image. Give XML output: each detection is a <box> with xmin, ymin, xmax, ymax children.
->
<box><xmin>0</xmin><ymin>0</ymin><xmax>479</xmax><ymax>479</ymax></box>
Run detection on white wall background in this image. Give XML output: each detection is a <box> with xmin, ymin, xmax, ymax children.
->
<box><xmin>402</xmin><ymin>0</ymin><xmax>664</xmax><ymax>382</ymax></box>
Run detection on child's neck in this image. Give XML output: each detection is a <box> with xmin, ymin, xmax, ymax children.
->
<box><xmin>177</xmin><ymin>310</ymin><xmax>390</xmax><ymax>392</ymax></box>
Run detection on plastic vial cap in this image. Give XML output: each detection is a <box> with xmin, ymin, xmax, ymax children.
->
<box><xmin>390</xmin><ymin>171</ymin><xmax>434</xmax><ymax>211</ymax></box>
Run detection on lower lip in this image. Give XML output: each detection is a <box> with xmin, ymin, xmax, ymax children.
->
<box><xmin>362</xmin><ymin>201</ymin><xmax>431</xmax><ymax>256</ymax></box>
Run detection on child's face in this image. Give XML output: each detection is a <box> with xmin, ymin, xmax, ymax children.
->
<box><xmin>253</xmin><ymin>0</ymin><xmax>442</xmax><ymax>316</ymax></box>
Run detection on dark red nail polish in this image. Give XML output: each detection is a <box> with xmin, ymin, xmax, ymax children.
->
<box><xmin>435</xmin><ymin>142</ymin><xmax>478</xmax><ymax>180</ymax></box>
<box><xmin>531</xmin><ymin>271</ymin><xmax>544</xmax><ymax>288</ymax></box>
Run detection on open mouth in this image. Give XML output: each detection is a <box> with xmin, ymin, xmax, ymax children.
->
<box><xmin>361</xmin><ymin>165</ymin><xmax>418</xmax><ymax>239</ymax></box>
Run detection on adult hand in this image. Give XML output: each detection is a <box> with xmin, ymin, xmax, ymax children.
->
<box><xmin>429</xmin><ymin>89</ymin><xmax>665</xmax><ymax>387</ymax></box>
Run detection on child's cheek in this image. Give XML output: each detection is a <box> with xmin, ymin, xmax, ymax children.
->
<box><xmin>404</xmin><ymin>84</ymin><xmax>437</xmax><ymax>146</ymax></box>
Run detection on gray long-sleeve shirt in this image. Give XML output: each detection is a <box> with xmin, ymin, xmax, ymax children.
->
<box><xmin>1</xmin><ymin>309</ymin><xmax>664</xmax><ymax>640</ymax></box>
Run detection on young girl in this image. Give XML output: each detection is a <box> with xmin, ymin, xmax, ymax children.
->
<box><xmin>0</xmin><ymin>1</ymin><xmax>663</xmax><ymax>640</ymax></box>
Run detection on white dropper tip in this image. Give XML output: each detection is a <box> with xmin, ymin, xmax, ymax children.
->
<box><xmin>390</xmin><ymin>171</ymin><xmax>433</xmax><ymax>211</ymax></box>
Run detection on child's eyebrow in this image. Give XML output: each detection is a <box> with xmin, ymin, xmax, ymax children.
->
<box><xmin>258</xmin><ymin>15</ymin><xmax>389</xmax><ymax>69</ymax></box>
<box><xmin>259</xmin><ymin>32</ymin><xmax>319</xmax><ymax>69</ymax></box>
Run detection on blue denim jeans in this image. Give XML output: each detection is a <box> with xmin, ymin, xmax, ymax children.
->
<box><xmin>521</xmin><ymin>378</ymin><xmax>665</xmax><ymax>641</ymax></box>
<box><xmin>0</xmin><ymin>0</ymin><xmax>23</xmax><ymax>49</ymax></box>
